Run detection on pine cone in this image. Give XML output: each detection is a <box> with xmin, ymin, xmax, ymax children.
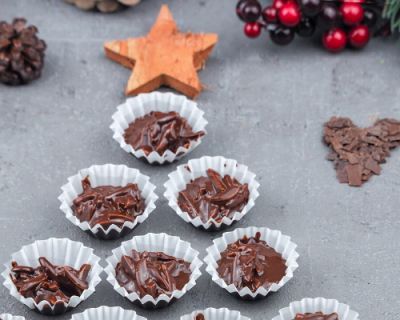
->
<box><xmin>65</xmin><ymin>0</ymin><xmax>141</xmax><ymax>13</ymax></box>
<box><xmin>0</xmin><ymin>18</ymin><xmax>46</xmax><ymax>86</ymax></box>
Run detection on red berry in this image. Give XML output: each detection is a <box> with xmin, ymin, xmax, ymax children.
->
<box><xmin>342</xmin><ymin>0</ymin><xmax>364</xmax><ymax>3</ymax></box>
<box><xmin>273</xmin><ymin>0</ymin><xmax>286</xmax><ymax>10</ymax></box>
<box><xmin>348</xmin><ymin>25</ymin><xmax>370</xmax><ymax>48</ymax></box>
<box><xmin>244</xmin><ymin>22</ymin><xmax>262</xmax><ymax>38</ymax></box>
<box><xmin>323</xmin><ymin>28</ymin><xmax>347</xmax><ymax>53</ymax></box>
<box><xmin>263</xmin><ymin>6</ymin><xmax>278</xmax><ymax>23</ymax></box>
<box><xmin>340</xmin><ymin>3</ymin><xmax>364</xmax><ymax>26</ymax></box>
<box><xmin>278</xmin><ymin>2</ymin><xmax>301</xmax><ymax>27</ymax></box>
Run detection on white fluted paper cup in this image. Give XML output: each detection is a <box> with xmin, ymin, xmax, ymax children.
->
<box><xmin>272</xmin><ymin>298</ymin><xmax>359</xmax><ymax>320</ymax></box>
<box><xmin>105</xmin><ymin>233</ymin><xmax>203</xmax><ymax>308</ymax></box>
<box><xmin>110</xmin><ymin>92</ymin><xmax>208</xmax><ymax>164</ymax></box>
<box><xmin>2</xmin><ymin>238</ymin><xmax>102</xmax><ymax>315</ymax></box>
<box><xmin>71</xmin><ymin>306</ymin><xmax>147</xmax><ymax>320</ymax></box>
<box><xmin>204</xmin><ymin>226</ymin><xmax>299</xmax><ymax>300</ymax></box>
<box><xmin>164</xmin><ymin>156</ymin><xmax>260</xmax><ymax>230</ymax></box>
<box><xmin>58</xmin><ymin>164</ymin><xmax>158</xmax><ymax>240</ymax></box>
<box><xmin>0</xmin><ymin>314</ymin><xmax>25</xmax><ymax>320</ymax></box>
<box><xmin>181</xmin><ymin>308</ymin><xmax>251</xmax><ymax>320</ymax></box>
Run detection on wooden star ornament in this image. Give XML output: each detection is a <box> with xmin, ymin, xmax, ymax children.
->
<box><xmin>104</xmin><ymin>5</ymin><xmax>218</xmax><ymax>98</ymax></box>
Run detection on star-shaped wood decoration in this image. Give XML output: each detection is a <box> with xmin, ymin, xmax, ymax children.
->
<box><xmin>104</xmin><ymin>5</ymin><xmax>218</xmax><ymax>98</ymax></box>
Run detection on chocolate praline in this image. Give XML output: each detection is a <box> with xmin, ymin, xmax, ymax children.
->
<box><xmin>10</xmin><ymin>257</ymin><xmax>91</xmax><ymax>305</ymax></box>
<box><xmin>216</xmin><ymin>232</ymin><xmax>287</xmax><ymax>292</ymax></box>
<box><xmin>115</xmin><ymin>250</ymin><xmax>192</xmax><ymax>298</ymax></box>
<box><xmin>72</xmin><ymin>176</ymin><xmax>145</xmax><ymax>229</ymax></box>
<box><xmin>177</xmin><ymin>169</ymin><xmax>250</xmax><ymax>223</ymax></box>
<box><xmin>294</xmin><ymin>312</ymin><xmax>339</xmax><ymax>320</ymax></box>
<box><xmin>123</xmin><ymin>111</ymin><xmax>205</xmax><ymax>156</ymax></box>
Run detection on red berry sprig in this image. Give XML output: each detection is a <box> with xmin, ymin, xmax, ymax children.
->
<box><xmin>235</xmin><ymin>0</ymin><xmax>386</xmax><ymax>53</ymax></box>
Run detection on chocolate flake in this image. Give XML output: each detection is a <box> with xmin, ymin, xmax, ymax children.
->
<box><xmin>10</xmin><ymin>258</ymin><xmax>91</xmax><ymax>305</ymax></box>
<box><xmin>115</xmin><ymin>250</ymin><xmax>192</xmax><ymax>298</ymax></box>
<box><xmin>72</xmin><ymin>176</ymin><xmax>145</xmax><ymax>229</ymax></box>
<box><xmin>177</xmin><ymin>169</ymin><xmax>250</xmax><ymax>223</ymax></box>
<box><xmin>216</xmin><ymin>232</ymin><xmax>287</xmax><ymax>292</ymax></box>
<box><xmin>294</xmin><ymin>312</ymin><xmax>339</xmax><ymax>320</ymax></box>
<box><xmin>123</xmin><ymin>111</ymin><xmax>205</xmax><ymax>156</ymax></box>
<box><xmin>323</xmin><ymin>117</ymin><xmax>400</xmax><ymax>186</ymax></box>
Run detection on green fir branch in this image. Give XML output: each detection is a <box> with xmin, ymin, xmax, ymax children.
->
<box><xmin>384</xmin><ymin>0</ymin><xmax>400</xmax><ymax>32</ymax></box>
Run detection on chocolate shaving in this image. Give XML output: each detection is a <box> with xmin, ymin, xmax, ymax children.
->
<box><xmin>115</xmin><ymin>250</ymin><xmax>192</xmax><ymax>298</ymax></box>
<box><xmin>177</xmin><ymin>169</ymin><xmax>250</xmax><ymax>223</ymax></box>
<box><xmin>10</xmin><ymin>258</ymin><xmax>91</xmax><ymax>305</ymax></box>
<box><xmin>216</xmin><ymin>232</ymin><xmax>287</xmax><ymax>292</ymax></box>
<box><xmin>72</xmin><ymin>176</ymin><xmax>145</xmax><ymax>229</ymax></box>
<box><xmin>294</xmin><ymin>312</ymin><xmax>339</xmax><ymax>320</ymax></box>
<box><xmin>123</xmin><ymin>111</ymin><xmax>205</xmax><ymax>156</ymax></box>
<box><xmin>323</xmin><ymin>117</ymin><xmax>400</xmax><ymax>186</ymax></box>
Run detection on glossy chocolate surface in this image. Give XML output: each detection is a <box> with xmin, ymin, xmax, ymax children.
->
<box><xmin>72</xmin><ymin>176</ymin><xmax>145</xmax><ymax>229</ymax></box>
<box><xmin>10</xmin><ymin>257</ymin><xmax>91</xmax><ymax>305</ymax></box>
<box><xmin>177</xmin><ymin>169</ymin><xmax>250</xmax><ymax>223</ymax></box>
<box><xmin>294</xmin><ymin>312</ymin><xmax>339</xmax><ymax>320</ymax></box>
<box><xmin>195</xmin><ymin>314</ymin><xmax>205</xmax><ymax>320</ymax></box>
<box><xmin>216</xmin><ymin>232</ymin><xmax>286</xmax><ymax>292</ymax></box>
<box><xmin>115</xmin><ymin>250</ymin><xmax>192</xmax><ymax>298</ymax></box>
<box><xmin>123</xmin><ymin>111</ymin><xmax>205</xmax><ymax>155</ymax></box>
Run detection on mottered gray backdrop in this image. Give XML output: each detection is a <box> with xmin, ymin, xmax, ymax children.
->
<box><xmin>1</xmin><ymin>0</ymin><xmax>400</xmax><ymax>319</ymax></box>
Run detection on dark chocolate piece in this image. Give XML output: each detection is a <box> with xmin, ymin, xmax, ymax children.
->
<box><xmin>324</xmin><ymin>117</ymin><xmax>400</xmax><ymax>186</ymax></box>
<box><xmin>195</xmin><ymin>314</ymin><xmax>205</xmax><ymax>320</ymax></box>
<box><xmin>123</xmin><ymin>111</ymin><xmax>205</xmax><ymax>155</ymax></box>
<box><xmin>10</xmin><ymin>257</ymin><xmax>91</xmax><ymax>305</ymax></box>
<box><xmin>177</xmin><ymin>169</ymin><xmax>250</xmax><ymax>223</ymax></box>
<box><xmin>115</xmin><ymin>250</ymin><xmax>192</xmax><ymax>298</ymax></box>
<box><xmin>216</xmin><ymin>232</ymin><xmax>286</xmax><ymax>292</ymax></box>
<box><xmin>72</xmin><ymin>176</ymin><xmax>145</xmax><ymax>228</ymax></box>
<box><xmin>294</xmin><ymin>312</ymin><xmax>339</xmax><ymax>320</ymax></box>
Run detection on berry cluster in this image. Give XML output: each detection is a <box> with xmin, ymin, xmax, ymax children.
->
<box><xmin>236</xmin><ymin>0</ymin><xmax>385</xmax><ymax>53</ymax></box>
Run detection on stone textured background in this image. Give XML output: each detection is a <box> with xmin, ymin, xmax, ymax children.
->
<box><xmin>1</xmin><ymin>0</ymin><xmax>400</xmax><ymax>319</ymax></box>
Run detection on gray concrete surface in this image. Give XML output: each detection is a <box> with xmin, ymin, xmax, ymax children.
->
<box><xmin>1</xmin><ymin>0</ymin><xmax>400</xmax><ymax>319</ymax></box>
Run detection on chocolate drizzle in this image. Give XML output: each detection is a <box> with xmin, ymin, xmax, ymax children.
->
<box><xmin>72</xmin><ymin>176</ymin><xmax>145</xmax><ymax>229</ymax></box>
<box><xmin>324</xmin><ymin>117</ymin><xmax>400</xmax><ymax>186</ymax></box>
<box><xmin>177</xmin><ymin>169</ymin><xmax>250</xmax><ymax>223</ymax></box>
<box><xmin>216</xmin><ymin>232</ymin><xmax>287</xmax><ymax>292</ymax></box>
<box><xmin>10</xmin><ymin>258</ymin><xmax>91</xmax><ymax>305</ymax></box>
<box><xmin>123</xmin><ymin>111</ymin><xmax>205</xmax><ymax>155</ymax></box>
<box><xmin>294</xmin><ymin>312</ymin><xmax>339</xmax><ymax>320</ymax></box>
<box><xmin>115</xmin><ymin>250</ymin><xmax>192</xmax><ymax>298</ymax></box>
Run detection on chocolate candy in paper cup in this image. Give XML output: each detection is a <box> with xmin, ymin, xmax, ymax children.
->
<box><xmin>181</xmin><ymin>308</ymin><xmax>251</xmax><ymax>320</ymax></box>
<box><xmin>59</xmin><ymin>164</ymin><xmax>158</xmax><ymax>240</ymax></box>
<box><xmin>272</xmin><ymin>297</ymin><xmax>359</xmax><ymax>320</ymax></box>
<box><xmin>164</xmin><ymin>156</ymin><xmax>260</xmax><ymax>230</ymax></box>
<box><xmin>204</xmin><ymin>226</ymin><xmax>299</xmax><ymax>300</ymax></box>
<box><xmin>2</xmin><ymin>238</ymin><xmax>102</xmax><ymax>315</ymax></box>
<box><xmin>71</xmin><ymin>306</ymin><xmax>147</xmax><ymax>320</ymax></box>
<box><xmin>110</xmin><ymin>92</ymin><xmax>208</xmax><ymax>164</ymax></box>
<box><xmin>105</xmin><ymin>233</ymin><xmax>203</xmax><ymax>308</ymax></box>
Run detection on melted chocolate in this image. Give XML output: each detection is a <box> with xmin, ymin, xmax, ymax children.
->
<box><xmin>216</xmin><ymin>232</ymin><xmax>287</xmax><ymax>292</ymax></box>
<box><xmin>294</xmin><ymin>312</ymin><xmax>339</xmax><ymax>320</ymax></box>
<box><xmin>115</xmin><ymin>250</ymin><xmax>192</xmax><ymax>298</ymax></box>
<box><xmin>10</xmin><ymin>257</ymin><xmax>91</xmax><ymax>305</ymax></box>
<box><xmin>177</xmin><ymin>169</ymin><xmax>250</xmax><ymax>223</ymax></box>
<box><xmin>123</xmin><ymin>111</ymin><xmax>205</xmax><ymax>155</ymax></box>
<box><xmin>72</xmin><ymin>176</ymin><xmax>145</xmax><ymax>229</ymax></box>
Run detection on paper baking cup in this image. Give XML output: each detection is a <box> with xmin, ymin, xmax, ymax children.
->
<box><xmin>2</xmin><ymin>238</ymin><xmax>102</xmax><ymax>315</ymax></box>
<box><xmin>110</xmin><ymin>92</ymin><xmax>208</xmax><ymax>164</ymax></box>
<box><xmin>0</xmin><ymin>314</ymin><xmax>25</xmax><ymax>320</ymax></box>
<box><xmin>105</xmin><ymin>233</ymin><xmax>203</xmax><ymax>308</ymax></box>
<box><xmin>204</xmin><ymin>226</ymin><xmax>299</xmax><ymax>300</ymax></box>
<box><xmin>272</xmin><ymin>298</ymin><xmax>359</xmax><ymax>320</ymax></box>
<box><xmin>59</xmin><ymin>164</ymin><xmax>158</xmax><ymax>240</ymax></box>
<box><xmin>181</xmin><ymin>308</ymin><xmax>251</xmax><ymax>320</ymax></box>
<box><xmin>164</xmin><ymin>156</ymin><xmax>260</xmax><ymax>230</ymax></box>
<box><xmin>71</xmin><ymin>306</ymin><xmax>147</xmax><ymax>320</ymax></box>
